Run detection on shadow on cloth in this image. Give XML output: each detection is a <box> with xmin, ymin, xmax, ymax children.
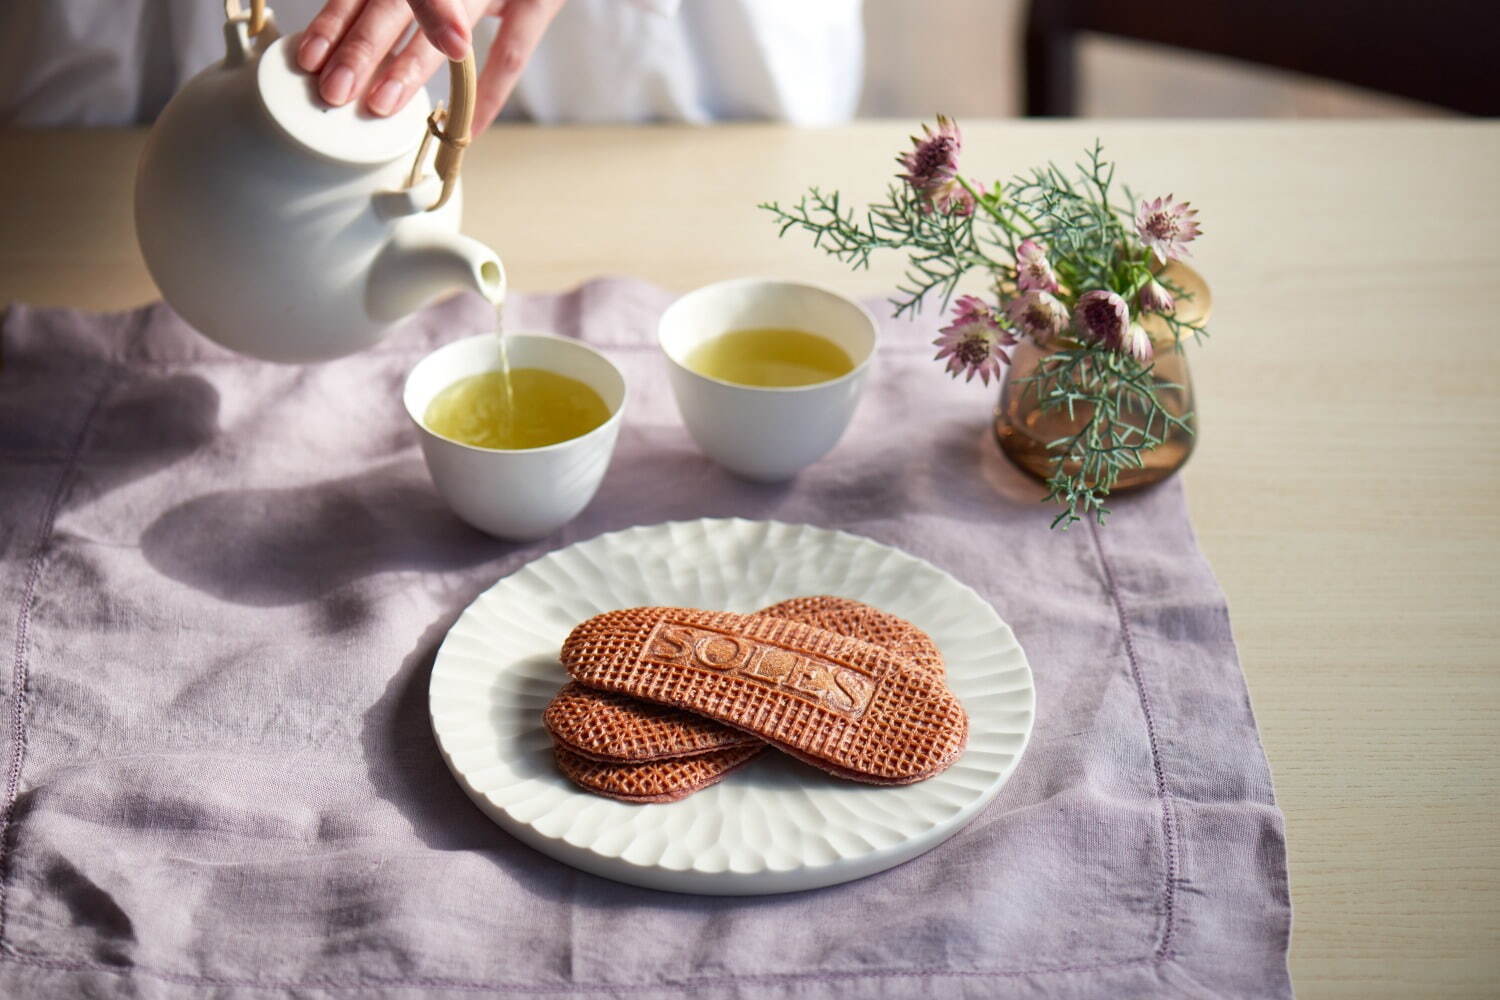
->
<box><xmin>935</xmin><ymin>422</ymin><xmax>1050</xmax><ymax>512</ymax></box>
<box><xmin>139</xmin><ymin>459</ymin><xmax>502</xmax><ymax>610</ymax></box>
<box><xmin>10</xmin><ymin>368</ymin><xmax>222</xmax><ymax>504</ymax></box>
<box><xmin>358</xmin><ymin>606</ymin><xmax>517</xmax><ymax>855</ymax></box>
<box><xmin>41</xmin><ymin>856</ymin><xmax>137</xmax><ymax>965</ymax></box>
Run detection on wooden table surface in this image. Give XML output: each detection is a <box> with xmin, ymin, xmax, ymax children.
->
<box><xmin>2</xmin><ymin>122</ymin><xmax>1497</xmax><ymax>997</ymax></box>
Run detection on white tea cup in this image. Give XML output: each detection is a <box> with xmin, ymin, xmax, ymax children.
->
<box><xmin>658</xmin><ymin>278</ymin><xmax>877</xmax><ymax>481</ymax></box>
<box><xmin>404</xmin><ymin>333</ymin><xmax>627</xmax><ymax>540</ymax></box>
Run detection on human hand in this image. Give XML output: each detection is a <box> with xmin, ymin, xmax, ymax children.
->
<box><xmin>296</xmin><ymin>0</ymin><xmax>566</xmax><ymax>130</ymax></box>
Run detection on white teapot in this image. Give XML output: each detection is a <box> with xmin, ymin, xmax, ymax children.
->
<box><xmin>135</xmin><ymin>0</ymin><xmax>505</xmax><ymax>363</ymax></box>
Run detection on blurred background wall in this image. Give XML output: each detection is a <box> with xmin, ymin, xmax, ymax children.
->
<box><xmin>860</xmin><ymin>0</ymin><xmax>1449</xmax><ymax>119</ymax></box>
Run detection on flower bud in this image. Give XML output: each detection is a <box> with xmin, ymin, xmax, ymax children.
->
<box><xmin>1137</xmin><ymin>277</ymin><xmax>1175</xmax><ymax>313</ymax></box>
<box><xmin>1122</xmin><ymin>322</ymin><xmax>1154</xmax><ymax>363</ymax></box>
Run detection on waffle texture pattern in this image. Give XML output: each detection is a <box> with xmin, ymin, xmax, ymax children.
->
<box><xmin>561</xmin><ymin>607</ymin><xmax>968</xmax><ymax>784</ymax></box>
<box><xmin>545</xmin><ymin>597</ymin><xmax>944</xmax><ymax>763</ymax></box>
<box><xmin>553</xmin><ymin>744</ymin><xmax>763</xmax><ymax>803</ymax></box>
<box><xmin>546</xmin><ymin>683</ymin><xmax>761</xmax><ymax>762</ymax></box>
<box><xmin>761</xmin><ymin>597</ymin><xmax>945</xmax><ymax>678</ymax></box>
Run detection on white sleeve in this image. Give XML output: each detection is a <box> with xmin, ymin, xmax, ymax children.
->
<box><xmin>503</xmin><ymin>0</ymin><xmax>863</xmax><ymax>124</ymax></box>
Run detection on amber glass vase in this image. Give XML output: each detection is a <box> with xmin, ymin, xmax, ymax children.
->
<box><xmin>993</xmin><ymin>262</ymin><xmax>1210</xmax><ymax>492</ymax></box>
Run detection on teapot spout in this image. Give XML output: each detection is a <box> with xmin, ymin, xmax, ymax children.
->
<box><xmin>367</xmin><ymin>230</ymin><xmax>506</xmax><ymax>323</ymax></box>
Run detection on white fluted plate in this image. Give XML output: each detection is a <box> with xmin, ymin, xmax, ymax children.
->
<box><xmin>430</xmin><ymin>518</ymin><xmax>1034</xmax><ymax>895</ymax></box>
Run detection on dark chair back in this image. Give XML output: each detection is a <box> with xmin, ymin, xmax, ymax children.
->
<box><xmin>1025</xmin><ymin>0</ymin><xmax>1499</xmax><ymax>116</ymax></box>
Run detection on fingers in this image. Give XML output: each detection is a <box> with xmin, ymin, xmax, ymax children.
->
<box><xmin>298</xmin><ymin>0</ymin><xmax>526</xmax><ymax>119</ymax></box>
<box><xmin>366</xmin><ymin>29</ymin><xmax>448</xmax><ymax>115</ymax></box>
<box><xmin>296</xmin><ymin>0</ymin><xmax>362</xmax><ymax>73</ymax></box>
<box><xmin>315</xmin><ymin>0</ymin><xmax>415</xmax><ymax>107</ymax></box>
<box><xmin>473</xmin><ymin>0</ymin><xmax>565</xmax><ymax>129</ymax></box>
<box><xmin>407</xmin><ymin>0</ymin><xmax>474</xmax><ymax>61</ymax></box>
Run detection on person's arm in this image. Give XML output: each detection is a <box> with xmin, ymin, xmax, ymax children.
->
<box><xmin>295</xmin><ymin>0</ymin><xmax>566</xmax><ymax>129</ymax></box>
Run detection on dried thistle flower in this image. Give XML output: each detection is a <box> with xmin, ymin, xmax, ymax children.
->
<box><xmin>897</xmin><ymin>115</ymin><xmax>975</xmax><ymax>215</ymax></box>
<box><xmin>933</xmin><ymin>295</ymin><xmax>1016</xmax><ymax>385</ymax></box>
<box><xmin>1135</xmin><ymin>195</ymin><xmax>1202</xmax><ymax>264</ymax></box>
<box><xmin>1015</xmin><ymin>239</ymin><xmax>1060</xmax><ymax>293</ymax></box>
<box><xmin>1005</xmin><ymin>290</ymin><xmax>1069</xmax><ymax>345</ymax></box>
<box><xmin>1074</xmin><ymin>290</ymin><xmax>1130</xmax><ymax>350</ymax></box>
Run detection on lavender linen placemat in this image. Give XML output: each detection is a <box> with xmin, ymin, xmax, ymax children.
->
<box><xmin>0</xmin><ymin>280</ymin><xmax>1291</xmax><ymax>1000</ymax></box>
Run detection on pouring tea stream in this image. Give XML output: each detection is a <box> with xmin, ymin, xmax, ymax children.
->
<box><xmin>134</xmin><ymin>0</ymin><xmax>506</xmax><ymax>364</ymax></box>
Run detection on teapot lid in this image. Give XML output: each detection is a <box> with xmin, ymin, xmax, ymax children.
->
<box><xmin>255</xmin><ymin>36</ymin><xmax>432</xmax><ymax>165</ymax></box>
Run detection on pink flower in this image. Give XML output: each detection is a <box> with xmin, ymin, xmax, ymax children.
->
<box><xmin>938</xmin><ymin>182</ymin><xmax>980</xmax><ymax>216</ymax></box>
<box><xmin>1122</xmin><ymin>322</ymin><xmax>1154</xmax><ymax>363</ymax></box>
<box><xmin>1135</xmin><ymin>195</ymin><xmax>1202</xmax><ymax>264</ymax></box>
<box><xmin>933</xmin><ymin>295</ymin><xmax>1017</xmax><ymax>385</ymax></box>
<box><xmin>1005</xmin><ymin>290</ymin><xmax>1069</xmax><ymax>345</ymax></box>
<box><xmin>1137</xmin><ymin>277</ymin><xmax>1175</xmax><ymax>313</ymax></box>
<box><xmin>1015</xmin><ymin>239</ymin><xmax>1059</xmax><ymax>293</ymax></box>
<box><xmin>897</xmin><ymin>115</ymin><xmax>975</xmax><ymax>215</ymax></box>
<box><xmin>1074</xmin><ymin>290</ymin><xmax>1130</xmax><ymax>350</ymax></box>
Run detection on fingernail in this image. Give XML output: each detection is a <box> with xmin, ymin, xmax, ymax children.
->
<box><xmin>369</xmin><ymin>78</ymin><xmax>404</xmax><ymax>116</ymax></box>
<box><xmin>297</xmin><ymin>33</ymin><xmax>330</xmax><ymax>71</ymax></box>
<box><xmin>322</xmin><ymin>65</ymin><xmax>355</xmax><ymax>106</ymax></box>
<box><xmin>437</xmin><ymin>25</ymin><xmax>469</xmax><ymax>61</ymax></box>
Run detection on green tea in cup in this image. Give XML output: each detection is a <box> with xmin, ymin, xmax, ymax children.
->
<box><xmin>684</xmin><ymin>327</ymin><xmax>853</xmax><ymax>388</ymax></box>
<box><xmin>424</xmin><ymin>369</ymin><xmax>610</xmax><ymax>450</ymax></box>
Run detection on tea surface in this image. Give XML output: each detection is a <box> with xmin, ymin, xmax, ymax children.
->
<box><xmin>685</xmin><ymin>328</ymin><xmax>853</xmax><ymax>387</ymax></box>
<box><xmin>424</xmin><ymin>369</ymin><xmax>610</xmax><ymax>450</ymax></box>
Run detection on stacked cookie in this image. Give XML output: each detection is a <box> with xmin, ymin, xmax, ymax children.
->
<box><xmin>544</xmin><ymin>597</ymin><xmax>968</xmax><ymax>803</ymax></box>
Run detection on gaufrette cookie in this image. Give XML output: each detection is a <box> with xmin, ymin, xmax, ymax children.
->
<box><xmin>545</xmin><ymin>597</ymin><xmax>944</xmax><ymax>763</ymax></box>
<box><xmin>560</xmin><ymin>607</ymin><xmax>966</xmax><ymax>785</ymax></box>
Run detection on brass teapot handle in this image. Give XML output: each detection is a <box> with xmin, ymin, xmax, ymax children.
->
<box><xmin>406</xmin><ymin>54</ymin><xmax>477</xmax><ymax>212</ymax></box>
<box><xmin>225</xmin><ymin>0</ymin><xmax>270</xmax><ymax>36</ymax></box>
